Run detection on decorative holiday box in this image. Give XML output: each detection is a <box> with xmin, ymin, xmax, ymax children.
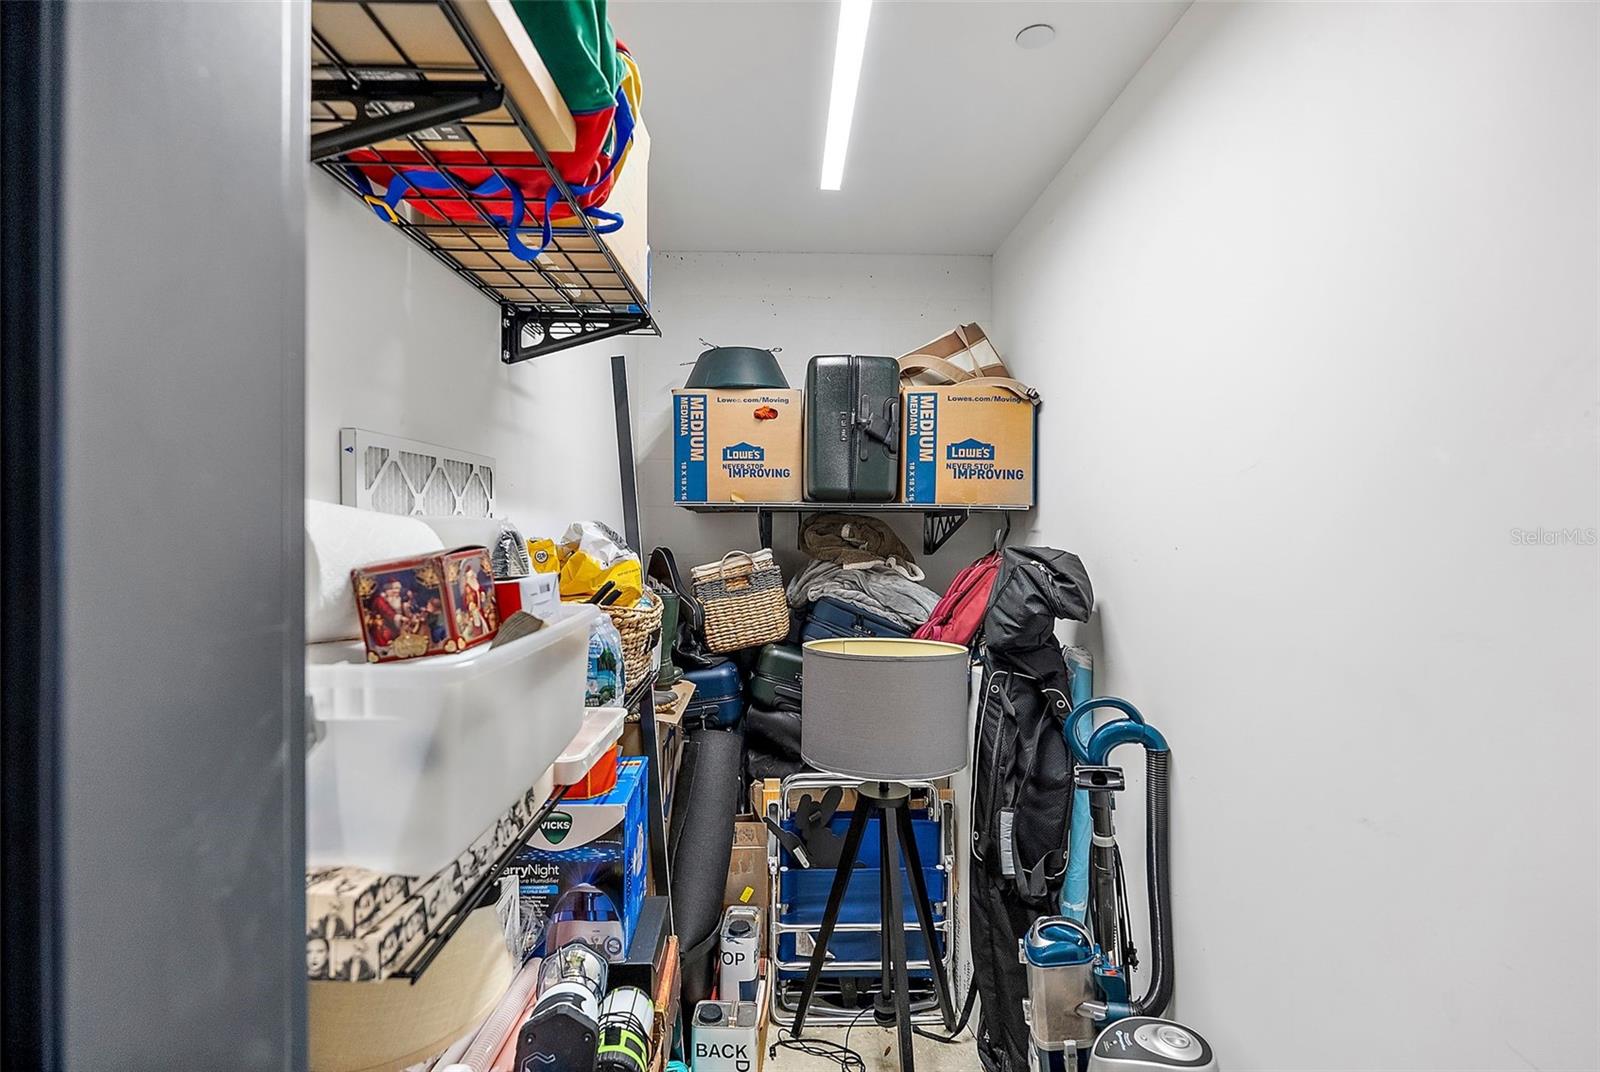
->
<box><xmin>352</xmin><ymin>546</ymin><xmax>500</xmax><ymax>663</ymax></box>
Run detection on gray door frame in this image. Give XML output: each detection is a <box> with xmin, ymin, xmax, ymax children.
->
<box><xmin>3</xmin><ymin>3</ymin><xmax>309</xmax><ymax>1067</ymax></box>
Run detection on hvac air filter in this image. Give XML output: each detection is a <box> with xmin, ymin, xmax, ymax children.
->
<box><xmin>800</xmin><ymin>638</ymin><xmax>971</xmax><ymax>780</ymax></box>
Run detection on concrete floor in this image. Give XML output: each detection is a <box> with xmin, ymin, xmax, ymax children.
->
<box><xmin>764</xmin><ymin>1024</ymin><xmax>980</xmax><ymax>1071</ymax></box>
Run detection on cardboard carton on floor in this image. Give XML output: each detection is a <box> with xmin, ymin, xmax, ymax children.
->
<box><xmin>724</xmin><ymin>819</ymin><xmax>773</xmax><ymax>920</ymax></box>
<box><xmin>901</xmin><ymin>383</ymin><xmax>1037</xmax><ymax>506</ymax></box>
<box><xmin>673</xmin><ymin>389</ymin><xmax>803</xmax><ymax>503</ymax></box>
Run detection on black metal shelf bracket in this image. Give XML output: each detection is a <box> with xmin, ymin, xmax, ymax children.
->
<box><xmin>922</xmin><ymin>510</ymin><xmax>971</xmax><ymax>555</ymax></box>
<box><xmin>390</xmin><ymin>783</ymin><xmax>571</xmax><ymax>983</ymax></box>
<box><xmin>309</xmin><ymin>77</ymin><xmax>505</xmax><ymax>163</ymax></box>
<box><xmin>502</xmin><ymin>304</ymin><xmax>654</xmax><ymax>364</ymax></box>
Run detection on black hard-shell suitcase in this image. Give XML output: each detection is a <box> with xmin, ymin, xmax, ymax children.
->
<box><xmin>750</xmin><ymin>642</ymin><xmax>803</xmax><ymax>710</ymax></box>
<box><xmin>800</xmin><ymin>596</ymin><xmax>912</xmax><ymax>642</ymax></box>
<box><xmin>804</xmin><ymin>355</ymin><xmax>900</xmax><ymax>502</ymax></box>
<box><xmin>745</xmin><ymin>702</ymin><xmax>802</xmax><ymax>757</ymax></box>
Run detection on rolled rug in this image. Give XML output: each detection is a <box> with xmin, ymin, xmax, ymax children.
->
<box><xmin>667</xmin><ymin>725</ymin><xmax>744</xmax><ymax>1030</ymax></box>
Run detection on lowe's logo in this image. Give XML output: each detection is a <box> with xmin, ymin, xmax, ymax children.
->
<box><xmin>722</xmin><ymin>442</ymin><xmax>765</xmax><ymax>462</ymax></box>
<box><xmin>541</xmin><ymin>811</ymin><xmax>573</xmax><ymax>844</ymax></box>
<box><xmin>946</xmin><ymin>437</ymin><xmax>995</xmax><ymax>461</ymax></box>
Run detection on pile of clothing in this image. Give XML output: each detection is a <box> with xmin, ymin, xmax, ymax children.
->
<box><xmin>783</xmin><ymin>513</ymin><xmax>939</xmax><ymax>632</ymax></box>
<box><xmin>740</xmin><ymin>514</ymin><xmax>943</xmax><ymax>783</ymax></box>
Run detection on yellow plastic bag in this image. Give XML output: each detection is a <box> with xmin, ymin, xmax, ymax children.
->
<box><xmin>527</xmin><ymin>538</ymin><xmax>563</xmax><ymax>575</ymax></box>
<box><xmin>532</xmin><ymin>521</ymin><xmax>643</xmax><ymax>605</ymax></box>
<box><xmin>560</xmin><ymin>554</ymin><xmax>642</xmax><ymax>605</ymax></box>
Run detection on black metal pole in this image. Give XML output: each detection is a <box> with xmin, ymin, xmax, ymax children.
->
<box><xmin>611</xmin><ymin>354</ymin><xmax>642</xmax><ymax>553</ymax></box>
<box><xmin>1</xmin><ymin>2</ymin><xmax>64</xmax><ymax>1067</ymax></box>
<box><xmin>1088</xmin><ymin>792</ymin><xmax>1120</xmax><ymax>961</ymax></box>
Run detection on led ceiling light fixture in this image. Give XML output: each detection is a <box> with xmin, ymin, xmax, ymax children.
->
<box><xmin>1015</xmin><ymin>23</ymin><xmax>1056</xmax><ymax>49</ymax></box>
<box><xmin>819</xmin><ymin>0</ymin><xmax>874</xmax><ymax>191</ymax></box>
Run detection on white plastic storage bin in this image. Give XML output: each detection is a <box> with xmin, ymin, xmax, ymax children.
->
<box><xmin>306</xmin><ymin>602</ymin><xmax>598</xmax><ymax>876</ymax></box>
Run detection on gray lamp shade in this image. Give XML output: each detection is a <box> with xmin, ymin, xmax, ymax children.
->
<box><xmin>800</xmin><ymin>638</ymin><xmax>972</xmax><ymax>781</ymax></box>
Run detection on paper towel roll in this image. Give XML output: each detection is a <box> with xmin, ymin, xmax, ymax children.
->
<box><xmin>305</xmin><ymin>500</ymin><xmax>445</xmax><ymax>643</ymax></box>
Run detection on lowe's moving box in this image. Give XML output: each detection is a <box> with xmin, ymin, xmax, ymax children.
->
<box><xmin>901</xmin><ymin>384</ymin><xmax>1037</xmax><ymax>506</ymax></box>
<box><xmin>673</xmin><ymin>389</ymin><xmax>803</xmax><ymax>503</ymax></box>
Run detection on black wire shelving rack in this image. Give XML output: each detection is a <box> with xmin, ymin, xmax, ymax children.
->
<box><xmin>310</xmin><ymin>0</ymin><xmax>656</xmax><ymax>362</ymax></box>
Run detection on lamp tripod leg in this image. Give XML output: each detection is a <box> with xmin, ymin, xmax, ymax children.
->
<box><xmin>882</xmin><ymin>800</ymin><xmax>917</xmax><ymax>1071</ymax></box>
<box><xmin>793</xmin><ymin>799</ymin><xmax>869</xmax><ymax>1037</ymax></box>
<box><xmin>897</xmin><ymin>803</ymin><xmax>956</xmax><ymax>1031</ymax></box>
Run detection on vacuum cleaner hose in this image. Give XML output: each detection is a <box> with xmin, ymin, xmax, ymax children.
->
<box><xmin>1132</xmin><ymin>748</ymin><xmax>1174</xmax><ymax>1019</ymax></box>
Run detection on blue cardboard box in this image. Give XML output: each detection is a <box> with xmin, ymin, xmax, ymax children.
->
<box><xmin>510</xmin><ymin>756</ymin><xmax>648</xmax><ymax>961</ymax></box>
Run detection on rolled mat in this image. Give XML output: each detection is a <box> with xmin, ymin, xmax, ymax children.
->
<box><xmin>668</xmin><ymin>724</ymin><xmax>744</xmax><ymax>1023</ymax></box>
<box><xmin>745</xmin><ymin>704</ymin><xmax>801</xmax><ymax>757</ymax></box>
<box><xmin>305</xmin><ymin>499</ymin><xmax>444</xmax><ymax>643</ymax></box>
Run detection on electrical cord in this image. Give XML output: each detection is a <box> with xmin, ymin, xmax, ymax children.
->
<box><xmin>912</xmin><ymin>974</ymin><xmax>979</xmax><ymax>1044</ymax></box>
<box><xmin>769</xmin><ymin>1006</ymin><xmax>871</xmax><ymax>1072</ymax></box>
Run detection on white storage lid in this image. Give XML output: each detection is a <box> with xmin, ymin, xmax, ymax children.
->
<box><xmin>306</xmin><ymin>603</ymin><xmax>598</xmax><ymax>715</ymax></box>
<box><xmin>551</xmin><ymin>705</ymin><xmax>627</xmax><ymax>784</ymax></box>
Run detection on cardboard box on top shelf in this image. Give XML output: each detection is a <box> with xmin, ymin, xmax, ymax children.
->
<box><xmin>898</xmin><ymin>323</ymin><xmax>1038</xmax><ymax>507</ymax></box>
<box><xmin>673</xmin><ymin>389</ymin><xmax>803</xmax><ymax>503</ymax></box>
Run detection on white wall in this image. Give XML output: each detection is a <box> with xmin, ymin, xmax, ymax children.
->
<box><xmin>993</xmin><ymin>3</ymin><xmax>1598</xmax><ymax>1069</ymax></box>
<box><xmin>306</xmin><ymin>171</ymin><xmax>625</xmax><ymax>539</ymax></box>
<box><xmin>628</xmin><ymin>251</ymin><xmax>996</xmax><ymax>589</ymax></box>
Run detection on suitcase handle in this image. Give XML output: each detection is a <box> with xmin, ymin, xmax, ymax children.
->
<box><xmin>858</xmin><ymin>396</ymin><xmax>900</xmax><ymax>459</ymax></box>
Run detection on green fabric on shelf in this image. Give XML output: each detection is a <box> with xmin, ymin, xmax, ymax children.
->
<box><xmin>509</xmin><ymin>0</ymin><xmax>623</xmax><ymax>114</ymax></box>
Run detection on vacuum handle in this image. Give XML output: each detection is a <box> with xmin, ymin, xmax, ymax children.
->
<box><xmin>1031</xmin><ymin>916</ymin><xmax>1094</xmax><ymax>947</ymax></box>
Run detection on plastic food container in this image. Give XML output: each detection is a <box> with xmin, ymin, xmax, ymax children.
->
<box><xmin>552</xmin><ymin>705</ymin><xmax>626</xmax><ymax>798</ymax></box>
<box><xmin>306</xmin><ymin>603</ymin><xmax>598</xmax><ymax>876</ymax></box>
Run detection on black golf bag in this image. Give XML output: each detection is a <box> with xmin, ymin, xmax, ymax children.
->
<box><xmin>968</xmin><ymin>548</ymin><xmax>1094</xmax><ymax>1072</ymax></box>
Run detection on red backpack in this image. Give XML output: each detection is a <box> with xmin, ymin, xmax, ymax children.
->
<box><xmin>914</xmin><ymin>551</ymin><xmax>1001</xmax><ymax>646</ymax></box>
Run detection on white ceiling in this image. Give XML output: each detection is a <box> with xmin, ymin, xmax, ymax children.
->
<box><xmin>610</xmin><ymin>1</ymin><xmax>1189</xmax><ymax>255</ymax></box>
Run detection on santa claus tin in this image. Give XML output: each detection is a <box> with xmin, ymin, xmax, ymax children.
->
<box><xmin>352</xmin><ymin>546</ymin><xmax>500</xmax><ymax>663</ymax></box>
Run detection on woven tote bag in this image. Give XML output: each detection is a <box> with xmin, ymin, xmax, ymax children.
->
<box><xmin>690</xmin><ymin>549</ymin><xmax>789</xmax><ymax>653</ymax></box>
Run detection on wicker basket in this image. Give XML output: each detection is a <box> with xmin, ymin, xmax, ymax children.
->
<box><xmin>604</xmin><ymin>594</ymin><xmax>663</xmax><ymax>685</ymax></box>
<box><xmin>690</xmin><ymin>549</ymin><xmax>790</xmax><ymax>653</ymax></box>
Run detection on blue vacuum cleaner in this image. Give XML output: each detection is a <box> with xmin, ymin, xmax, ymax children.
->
<box><xmin>1023</xmin><ymin>652</ymin><xmax>1218</xmax><ymax>1071</ymax></box>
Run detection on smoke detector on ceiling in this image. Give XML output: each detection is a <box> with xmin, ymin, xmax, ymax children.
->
<box><xmin>1015</xmin><ymin>23</ymin><xmax>1056</xmax><ymax>49</ymax></box>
